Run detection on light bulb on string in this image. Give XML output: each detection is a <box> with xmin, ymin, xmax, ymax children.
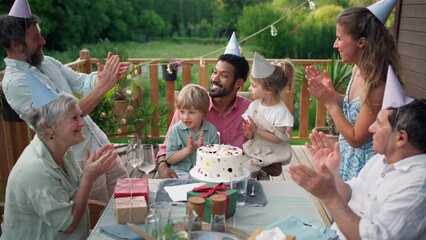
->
<box><xmin>116</xmin><ymin>128</ymin><xmax>122</xmax><ymax>134</ymax></box>
<box><xmin>199</xmin><ymin>57</ymin><xmax>206</xmax><ymax>68</ymax></box>
<box><xmin>126</xmin><ymin>74</ymin><xmax>132</xmax><ymax>80</ymax></box>
<box><xmin>308</xmin><ymin>0</ymin><xmax>316</xmax><ymax>10</ymax></box>
<box><xmin>120</xmin><ymin>118</ymin><xmax>127</xmax><ymax>125</ymax></box>
<box><xmin>125</xmin><ymin>89</ymin><xmax>132</xmax><ymax>96</ymax></box>
<box><xmin>100</xmin><ymin>112</ymin><xmax>106</xmax><ymax>117</ymax></box>
<box><xmin>127</xmin><ymin>105</ymin><xmax>133</xmax><ymax>111</ymax></box>
<box><xmin>270</xmin><ymin>25</ymin><xmax>278</xmax><ymax>36</ymax></box>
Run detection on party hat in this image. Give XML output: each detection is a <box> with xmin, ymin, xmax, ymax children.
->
<box><xmin>224</xmin><ymin>31</ymin><xmax>241</xmax><ymax>56</ymax></box>
<box><xmin>367</xmin><ymin>0</ymin><xmax>397</xmax><ymax>25</ymax></box>
<box><xmin>382</xmin><ymin>65</ymin><xmax>414</xmax><ymax>109</ymax></box>
<box><xmin>8</xmin><ymin>0</ymin><xmax>32</xmax><ymax>18</ymax></box>
<box><xmin>251</xmin><ymin>52</ymin><xmax>275</xmax><ymax>79</ymax></box>
<box><xmin>26</xmin><ymin>70</ymin><xmax>59</xmax><ymax>108</ymax></box>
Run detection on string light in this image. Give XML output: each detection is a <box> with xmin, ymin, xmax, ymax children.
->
<box><xmin>270</xmin><ymin>25</ymin><xmax>278</xmax><ymax>36</ymax></box>
<box><xmin>199</xmin><ymin>57</ymin><xmax>206</xmax><ymax>68</ymax></box>
<box><xmin>308</xmin><ymin>0</ymin><xmax>316</xmax><ymax>10</ymax></box>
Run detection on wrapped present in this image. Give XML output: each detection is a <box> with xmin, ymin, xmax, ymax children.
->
<box><xmin>187</xmin><ymin>182</ymin><xmax>237</xmax><ymax>223</ymax></box>
<box><xmin>114</xmin><ymin>178</ymin><xmax>148</xmax><ymax>202</ymax></box>
<box><xmin>115</xmin><ymin>196</ymin><xmax>148</xmax><ymax>224</ymax></box>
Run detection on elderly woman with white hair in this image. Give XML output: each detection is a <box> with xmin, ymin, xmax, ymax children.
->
<box><xmin>2</xmin><ymin>92</ymin><xmax>117</xmax><ymax>239</ymax></box>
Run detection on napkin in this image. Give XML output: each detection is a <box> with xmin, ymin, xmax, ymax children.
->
<box><xmin>256</xmin><ymin>227</ymin><xmax>287</xmax><ymax>240</ymax></box>
<box><xmin>156</xmin><ymin>179</ymin><xmax>201</xmax><ymax>202</ymax></box>
<box><xmin>100</xmin><ymin>224</ymin><xmax>143</xmax><ymax>240</ymax></box>
<box><xmin>266</xmin><ymin>215</ymin><xmax>337</xmax><ymax>240</ymax></box>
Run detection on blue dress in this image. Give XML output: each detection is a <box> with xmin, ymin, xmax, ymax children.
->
<box><xmin>338</xmin><ymin>75</ymin><xmax>376</xmax><ymax>181</ymax></box>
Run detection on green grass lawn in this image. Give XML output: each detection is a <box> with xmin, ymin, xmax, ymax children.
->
<box><xmin>47</xmin><ymin>38</ymin><xmax>257</xmax><ymax>63</ymax></box>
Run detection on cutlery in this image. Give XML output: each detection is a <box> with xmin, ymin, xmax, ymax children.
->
<box><xmin>250</xmin><ymin>185</ymin><xmax>256</xmax><ymax>197</ymax></box>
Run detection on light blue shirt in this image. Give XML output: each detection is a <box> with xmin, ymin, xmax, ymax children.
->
<box><xmin>166</xmin><ymin>120</ymin><xmax>219</xmax><ymax>172</ymax></box>
<box><xmin>2</xmin><ymin>135</ymin><xmax>90</xmax><ymax>240</ymax></box>
<box><xmin>2</xmin><ymin>57</ymin><xmax>110</xmax><ymax>162</ymax></box>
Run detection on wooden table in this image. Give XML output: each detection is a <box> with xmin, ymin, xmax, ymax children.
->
<box><xmin>88</xmin><ymin>179</ymin><xmax>332</xmax><ymax>239</ymax></box>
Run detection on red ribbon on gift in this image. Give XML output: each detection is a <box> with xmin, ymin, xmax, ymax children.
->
<box><xmin>192</xmin><ymin>182</ymin><xmax>230</xmax><ymax>217</ymax></box>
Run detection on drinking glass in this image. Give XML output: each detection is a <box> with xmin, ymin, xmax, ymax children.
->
<box><xmin>126</xmin><ymin>138</ymin><xmax>142</xmax><ymax>177</ymax></box>
<box><xmin>139</xmin><ymin>144</ymin><xmax>156</xmax><ymax>175</ymax></box>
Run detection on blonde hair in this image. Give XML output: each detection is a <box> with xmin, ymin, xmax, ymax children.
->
<box><xmin>251</xmin><ymin>59</ymin><xmax>294</xmax><ymax>98</ymax></box>
<box><xmin>176</xmin><ymin>84</ymin><xmax>210</xmax><ymax>114</ymax></box>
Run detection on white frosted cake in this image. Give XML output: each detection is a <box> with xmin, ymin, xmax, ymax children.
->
<box><xmin>192</xmin><ymin>144</ymin><xmax>244</xmax><ymax>182</ymax></box>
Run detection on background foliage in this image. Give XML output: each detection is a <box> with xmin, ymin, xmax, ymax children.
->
<box><xmin>0</xmin><ymin>0</ymin><xmax>384</xmax><ymax>65</ymax></box>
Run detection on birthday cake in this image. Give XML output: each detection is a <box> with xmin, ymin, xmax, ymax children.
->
<box><xmin>192</xmin><ymin>144</ymin><xmax>244</xmax><ymax>182</ymax></box>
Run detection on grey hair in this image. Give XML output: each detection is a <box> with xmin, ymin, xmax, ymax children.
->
<box><xmin>29</xmin><ymin>92</ymin><xmax>81</xmax><ymax>136</ymax></box>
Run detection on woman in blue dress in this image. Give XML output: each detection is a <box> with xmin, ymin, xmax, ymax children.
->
<box><xmin>305</xmin><ymin>5</ymin><xmax>403</xmax><ymax>181</ymax></box>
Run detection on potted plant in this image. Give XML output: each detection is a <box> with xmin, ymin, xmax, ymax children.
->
<box><xmin>160</xmin><ymin>55</ymin><xmax>181</xmax><ymax>81</ymax></box>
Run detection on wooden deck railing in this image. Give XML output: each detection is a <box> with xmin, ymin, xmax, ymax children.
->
<box><xmin>66</xmin><ymin>49</ymin><xmax>329</xmax><ymax>141</ymax></box>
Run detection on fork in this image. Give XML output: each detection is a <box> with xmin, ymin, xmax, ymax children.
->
<box><xmin>250</xmin><ymin>185</ymin><xmax>256</xmax><ymax>197</ymax></box>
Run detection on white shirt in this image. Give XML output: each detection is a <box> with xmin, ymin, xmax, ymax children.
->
<box><xmin>333</xmin><ymin>153</ymin><xmax>426</xmax><ymax>239</ymax></box>
<box><xmin>242</xmin><ymin>100</ymin><xmax>294</xmax><ymax>129</ymax></box>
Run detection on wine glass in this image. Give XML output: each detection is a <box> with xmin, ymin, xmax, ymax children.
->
<box><xmin>139</xmin><ymin>144</ymin><xmax>156</xmax><ymax>176</ymax></box>
<box><xmin>126</xmin><ymin>138</ymin><xmax>142</xmax><ymax>177</ymax></box>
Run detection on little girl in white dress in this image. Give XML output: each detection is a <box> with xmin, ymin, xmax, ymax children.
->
<box><xmin>242</xmin><ymin>52</ymin><xmax>294</xmax><ymax>178</ymax></box>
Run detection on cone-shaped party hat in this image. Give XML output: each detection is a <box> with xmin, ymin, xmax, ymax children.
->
<box><xmin>224</xmin><ymin>31</ymin><xmax>241</xmax><ymax>56</ymax></box>
<box><xmin>251</xmin><ymin>52</ymin><xmax>275</xmax><ymax>79</ymax></box>
<box><xmin>382</xmin><ymin>65</ymin><xmax>414</xmax><ymax>109</ymax></box>
<box><xmin>26</xmin><ymin>71</ymin><xmax>59</xmax><ymax>108</ymax></box>
<box><xmin>367</xmin><ymin>0</ymin><xmax>398</xmax><ymax>25</ymax></box>
<box><xmin>8</xmin><ymin>0</ymin><xmax>32</xmax><ymax>18</ymax></box>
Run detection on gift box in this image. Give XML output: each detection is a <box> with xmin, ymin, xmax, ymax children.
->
<box><xmin>115</xmin><ymin>196</ymin><xmax>148</xmax><ymax>224</ymax></box>
<box><xmin>114</xmin><ymin>178</ymin><xmax>148</xmax><ymax>202</ymax></box>
<box><xmin>187</xmin><ymin>182</ymin><xmax>237</xmax><ymax>223</ymax></box>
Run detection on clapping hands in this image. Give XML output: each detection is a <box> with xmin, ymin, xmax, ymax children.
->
<box><xmin>83</xmin><ymin>143</ymin><xmax>117</xmax><ymax>182</ymax></box>
<box><xmin>185</xmin><ymin>133</ymin><xmax>204</xmax><ymax>155</ymax></box>
<box><xmin>243</xmin><ymin>116</ymin><xmax>258</xmax><ymax>139</ymax></box>
<box><xmin>305</xmin><ymin>66</ymin><xmax>336</xmax><ymax>106</ymax></box>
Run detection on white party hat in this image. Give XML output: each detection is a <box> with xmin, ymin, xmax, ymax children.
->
<box><xmin>26</xmin><ymin>71</ymin><xmax>59</xmax><ymax>108</ymax></box>
<box><xmin>251</xmin><ymin>52</ymin><xmax>275</xmax><ymax>79</ymax></box>
<box><xmin>8</xmin><ymin>0</ymin><xmax>32</xmax><ymax>18</ymax></box>
<box><xmin>367</xmin><ymin>0</ymin><xmax>397</xmax><ymax>24</ymax></box>
<box><xmin>224</xmin><ymin>31</ymin><xmax>241</xmax><ymax>56</ymax></box>
<box><xmin>382</xmin><ymin>65</ymin><xmax>414</xmax><ymax>109</ymax></box>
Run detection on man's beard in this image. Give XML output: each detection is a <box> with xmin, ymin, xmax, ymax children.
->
<box><xmin>26</xmin><ymin>48</ymin><xmax>44</xmax><ymax>66</ymax></box>
<box><xmin>209</xmin><ymin>79</ymin><xmax>236</xmax><ymax>98</ymax></box>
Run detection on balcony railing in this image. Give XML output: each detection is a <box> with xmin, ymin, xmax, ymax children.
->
<box><xmin>66</xmin><ymin>49</ymin><xmax>329</xmax><ymax>141</ymax></box>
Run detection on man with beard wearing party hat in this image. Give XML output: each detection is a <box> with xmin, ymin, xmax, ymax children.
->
<box><xmin>289</xmin><ymin>66</ymin><xmax>426</xmax><ymax>239</ymax></box>
<box><xmin>0</xmin><ymin>0</ymin><xmax>129</xmax><ymax>203</ymax></box>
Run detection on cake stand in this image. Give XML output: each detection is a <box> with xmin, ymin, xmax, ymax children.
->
<box><xmin>189</xmin><ymin>168</ymin><xmax>250</xmax><ymax>184</ymax></box>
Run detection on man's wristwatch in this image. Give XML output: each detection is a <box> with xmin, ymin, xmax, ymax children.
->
<box><xmin>156</xmin><ymin>159</ymin><xmax>170</xmax><ymax>169</ymax></box>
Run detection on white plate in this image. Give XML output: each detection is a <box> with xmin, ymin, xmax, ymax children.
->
<box><xmin>189</xmin><ymin>168</ymin><xmax>250</xmax><ymax>183</ymax></box>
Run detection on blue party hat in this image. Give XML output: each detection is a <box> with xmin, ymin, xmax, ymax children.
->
<box><xmin>224</xmin><ymin>31</ymin><xmax>241</xmax><ymax>56</ymax></box>
<box><xmin>252</xmin><ymin>52</ymin><xmax>275</xmax><ymax>78</ymax></box>
<box><xmin>382</xmin><ymin>65</ymin><xmax>414</xmax><ymax>109</ymax></box>
<box><xmin>8</xmin><ymin>0</ymin><xmax>32</xmax><ymax>18</ymax></box>
<box><xmin>26</xmin><ymin>71</ymin><xmax>59</xmax><ymax>108</ymax></box>
<box><xmin>367</xmin><ymin>0</ymin><xmax>397</xmax><ymax>24</ymax></box>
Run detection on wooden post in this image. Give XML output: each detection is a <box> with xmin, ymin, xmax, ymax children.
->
<box><xmin>149</xmin><ymin>62</ymin><xmax>160</xmax><ymax>138</ymax></box>
<box><xmin>182</xmin><ymin>62</ymin><xmax>192</xmax><ymax>86</ymax></box>
<box><xmin>79</xmin><ymin>49</ymin><xmax>92</xmax><ymax>74</ymax></box>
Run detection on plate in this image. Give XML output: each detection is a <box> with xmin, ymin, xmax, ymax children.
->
<box><xmin>189</xmin><ymin>168</ymin><xmax>250</xmax><ymax>184</ymax></box>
